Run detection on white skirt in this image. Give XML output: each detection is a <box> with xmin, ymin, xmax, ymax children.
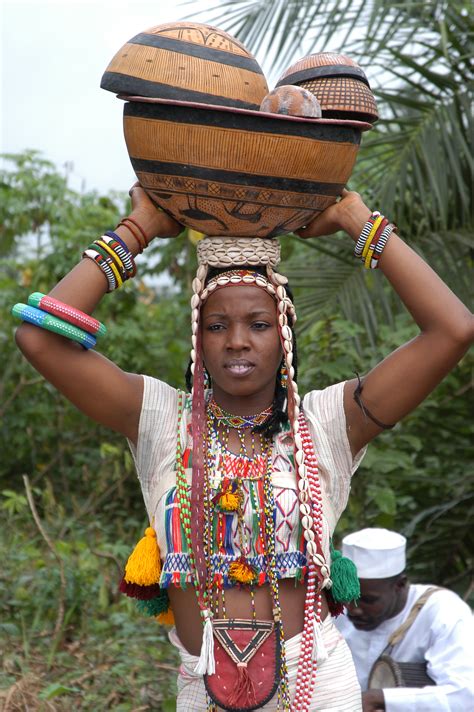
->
<box><xmin>169</xmin><ymin>616</ymin><xmax>362</xmax><ymax>711</ymax></box>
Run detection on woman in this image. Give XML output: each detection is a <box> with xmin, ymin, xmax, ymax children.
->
<box><xmin>14</xmin><ymin>186</ymin><xmax>473</xmax><ymax>711</ymax></box>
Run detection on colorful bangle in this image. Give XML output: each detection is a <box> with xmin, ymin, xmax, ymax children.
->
<box><xmin>91</xmin><ymin>241</ymin><xmax>125</xmax><ymax>288</ymax></box>
<box><xmin>83</xmin><ymin>248</ymin><xmax>117</xmax><ymax>291</ymax></box>
<box><xmin>354</xmin><ymin>212</ymin><xmax>381</xmax><ymax>257</ymax></box>
<box><xmin>370</xmin><ymin>223</ymin><xmax>395</xmax><ymax>269</ymax></box>
<box><xmin>27</xmin><ymin>293</ymin><xmax>106</xmax><ymax>337</ymax></box>
<box><xmin>102</xmin><ymin>232</ymin><xmax>136</xmax><ymax>277</ymax></box>
<box><xmin>11</xmin><ymin>304</ymin><xmax>97</xmax><ymax>349</ymax></box>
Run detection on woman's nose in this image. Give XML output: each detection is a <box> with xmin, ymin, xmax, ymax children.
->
<box><xmin>226</xmin><ymin>324</ymin><xmax>249</xmax><ymax>350</ymax></box>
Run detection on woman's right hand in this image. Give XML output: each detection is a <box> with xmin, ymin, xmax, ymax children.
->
<box><xmin>128</xmin><ymin>182</ymin><xmax>183</xmax><ymax>241</ymax></box>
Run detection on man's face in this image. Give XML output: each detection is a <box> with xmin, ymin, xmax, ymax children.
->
<box><xmin>344</xmin><ymin>576</ymin><xmax>407</xmax><ymax>631</ymax></box>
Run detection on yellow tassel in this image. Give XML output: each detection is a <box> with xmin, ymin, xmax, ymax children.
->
<box><xmin>124</xmin><ymin>527</ymin><xmax>161</xmax><ymax>586</ymax></box>
<box><xmin>218</xmin><ymin>491</ymin><xmax>240</xmax><ymax>511</ymax></box>
<box><xmin>229</xmin><ymin>558</ymin><xmax>258</xmax><ymax>585</ymax></box>
<box><xmin>156</xmin><ymin>608</ymin><xmax>175</xmax><ymax>626</ymax></box>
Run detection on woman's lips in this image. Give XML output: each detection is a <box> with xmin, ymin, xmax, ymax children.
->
<box><xmin>224</xmin><ymin>360</ymin><xmax>255</xmax><ymax>377</ymax></box>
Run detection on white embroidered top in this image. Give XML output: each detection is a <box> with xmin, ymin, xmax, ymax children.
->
<box><xmin>128</xmin><ymin>376</ymin><xmax>366</xmax><ymax>589</ymax></box>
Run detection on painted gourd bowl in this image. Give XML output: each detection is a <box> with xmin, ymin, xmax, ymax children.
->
<box><xmin>276</xmin><ymin>52</ymin><xmax>378</xmax><ymax>124</ymax></box>
<box><xmin>120</xmin><ymin>95</ymin><xmax>370</xmax><ymax>238</ymax></box>
<box><xmin>102</xmin><ymin>22</ymin><xmax>373</xmax><ymax>237</ymax></box>
<box><xmin>101</xmin><ymin>21</ymin><xmax>268</xmax><ymax>110</ymax></box>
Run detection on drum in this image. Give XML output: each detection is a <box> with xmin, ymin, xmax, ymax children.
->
<box><xmin>368</xmin><ymin>654</ymin><xmax>435</xmax><ymax>689</ymax></box>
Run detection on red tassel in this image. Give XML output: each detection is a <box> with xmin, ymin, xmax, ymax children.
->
<box><xmin>228</xmin><ymin>663</ymin><xmax>257</xmax><ymax>707</ymax></box>
<box><xmin>119</xmin><ymin>578</ymin><xmax>162</xmax><ymax>600</ymax></box>
<box><xmin>326</xmin><ymin>588</ymin><xmax>344</xmax><ymax>617</ymax></box>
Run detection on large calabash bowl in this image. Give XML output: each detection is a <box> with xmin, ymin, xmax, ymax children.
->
<box><xmin>120</xmin><ymin>95</ymin><xmax>371</xmax><ymax>238</ymax></box>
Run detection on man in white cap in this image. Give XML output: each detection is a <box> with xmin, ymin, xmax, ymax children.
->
<box><xmin>335</xmin><ymin>527</ymin><xmax>474</xmax><ymax>711</ymax></box>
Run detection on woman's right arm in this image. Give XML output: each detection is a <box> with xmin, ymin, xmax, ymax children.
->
<box><xmin>15</xmin><ymin>186</ymin><xmax>182</xmax><ymax>444</ymax></box>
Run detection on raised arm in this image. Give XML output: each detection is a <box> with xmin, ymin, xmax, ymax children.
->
<box><xmin>297</xmin><ymin>190</ymin><xmax>474</xmax><ymax>455</ymax></box>
<box><xmin>14</xmin><ymin>186</ymin><xmax>181</xmax><ymax>444</ymax></box>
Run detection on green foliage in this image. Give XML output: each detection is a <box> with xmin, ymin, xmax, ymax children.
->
<box><xmin>296</xmin><ymin>309</ymin><xmax>474</xmax><ymax>596</ymax></box>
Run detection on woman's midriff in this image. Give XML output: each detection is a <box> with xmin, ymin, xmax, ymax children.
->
<box><xmin>167</xmin><ymin>580</ymin><xmax>329</xmax><ymax>656</ymax></box>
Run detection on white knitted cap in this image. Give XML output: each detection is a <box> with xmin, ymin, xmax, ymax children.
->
<box><xmin>342</xmin><ymin>528</ymin><xmax>407</xmax><ymax>579</ymax></box>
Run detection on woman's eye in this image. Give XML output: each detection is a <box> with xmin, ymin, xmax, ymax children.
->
<box><xmin>252</xmin><ymin>322</ymin><xmax>270</xmax><ymax>330</ymax></box>
<box><xmin>208</xmin><ymin>323</ymin><xmax>225</xmax><ymax>331</ymax></box>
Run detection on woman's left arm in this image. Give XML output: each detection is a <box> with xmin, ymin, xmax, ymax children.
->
<box><xmin>297</xmin><ymin>190</ymin><xmax>474</xmax><ymax>455</ymax></box>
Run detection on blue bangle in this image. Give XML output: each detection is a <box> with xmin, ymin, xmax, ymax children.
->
<box><xmin>11</xmin><ymin>304</ymin><xmax>97</xmax><ymax>349</ymax></box>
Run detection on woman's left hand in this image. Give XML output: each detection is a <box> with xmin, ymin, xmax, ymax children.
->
<box><xmin>296</xmin><ymin>188</ymin><xmax>371</xmax><ymax>242</ymax></box>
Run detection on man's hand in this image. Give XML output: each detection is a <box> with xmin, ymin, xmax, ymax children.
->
<box><xmin>362</xmin><ymin>689</ymin><xmax>385</xmax><ymax>711</ymax></box>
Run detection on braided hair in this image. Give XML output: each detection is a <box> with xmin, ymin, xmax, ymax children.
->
<box><xmin>184</xmin><ymin>266</ymin><xmax>298</xmax><ymax>439</ymax></box>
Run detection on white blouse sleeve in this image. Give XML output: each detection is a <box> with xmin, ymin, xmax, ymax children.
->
<box><xmin>127</xmin><ymin>375</ymin><xmax>179</xmax><ymax>520</ymax></box>
<box><xmin>302</xmin><ymin>381</ymin><xmax>366</xmax><ymax>530</ymax></box>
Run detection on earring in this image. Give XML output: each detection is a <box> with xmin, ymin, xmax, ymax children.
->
<box><xmin>203</xmin><ymin>368</ymin><xmax>211</xmax><ymax>389</ymax></box>
<box><xmin>280</xmin><ymin>363</ymin><xmax>288</xmax><ymax>389</ymax></box>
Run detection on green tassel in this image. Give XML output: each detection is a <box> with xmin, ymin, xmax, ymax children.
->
<box><xmin>330</xmin><ymin>540</ymin><xmax>360</xmax><ymax>603</ymax></box>
<box><xmin>135</xmin><ymin>589</ymin><xmax>170</xmax><ymax>617</ymax></box>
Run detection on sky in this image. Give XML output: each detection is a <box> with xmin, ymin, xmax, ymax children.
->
<box><xmin>1</xmin><ymin>0</ymin><xmax>219</xmax><ymax>195</ymax></box>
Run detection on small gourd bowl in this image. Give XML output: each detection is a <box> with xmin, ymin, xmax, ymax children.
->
<box><xmin>118</xmin><ymin>95</ymin><xmax>371</xmax><ymax>238</ymax></box>
<box><xmin>276</xmin><ymin>52</ymin><xmax>378</xmax><ymax>124</ymax></box>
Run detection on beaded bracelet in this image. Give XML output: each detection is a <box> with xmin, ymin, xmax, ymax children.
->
<box><xmin>11</xmin><ymin>304</ymin><xmax>97</xmax><ymax>349</ymax></box>
<box><xmin>355</xmin><ymin>212</ymin><xmax>395</xmax><ymax>269</ymax></box>
<box><xmin>27</xmin><ymin>293</ymin><xmax>106</xmax><ymax>337</ymax></box>
<box><xmin>354</xmin><ymin>211</ymin><xmax>380</xmax><ymax>257</ymax></box>
<box><xmin>90</xmin><ymin>241</ymin><xmax>125</xmax><ymax>288</ymax></box>
<box><xmin>103</xmin><ymin>232</ymin><xmax>136</xmax><ymax>277</ymax></box>
<box><xmin>83</xmin><ymin>248</ymin><xmax>117</xmax><ymax>291</ymax></box>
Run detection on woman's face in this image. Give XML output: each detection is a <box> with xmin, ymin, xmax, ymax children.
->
<box><xmin>201</xmin><ymin>285</ymin><xmax>282</xmax><ymax>413</ymax></box>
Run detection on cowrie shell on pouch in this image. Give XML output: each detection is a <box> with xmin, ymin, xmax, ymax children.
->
<box><xmin>306</xmin><ymin>540</ymin><xmax>318</xmax><ymax>557</ymax></box>
<box><xmin>293</xmin><ymin>419</ymin><xmax>300</xmax><ymax>434</ymax></box>
<box><xmin>298</xmin><ymin>464</ymin><xmax>307</xmax><ymax>479</ymax></box>
<box><xmin>295</xmin><ymin>450</ymin><xmax>304</xmax><ymax>466</ymax></box>
<box><xmin>304</xmin><ymin>529</ymin><xmax>315</xmax><ymax>542</ymax></box>
<box><xmin>302</xmin><ymin>515</ymin><xmax>314</xmax><ymax>530</ymax></box>
<box><xmin>299</xmin><ymin>503</ymin><xmax>311</xmax><ymax>516</ymax></box>
<box><xmin>192</xmin><ymin>278</ymin><xmax>202</xmax><ymax>293</ymax></box>
<box><xmin>299</xmin><ymin>490</ymin><xmax>309</xmax><ymax>503</ymax></box>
